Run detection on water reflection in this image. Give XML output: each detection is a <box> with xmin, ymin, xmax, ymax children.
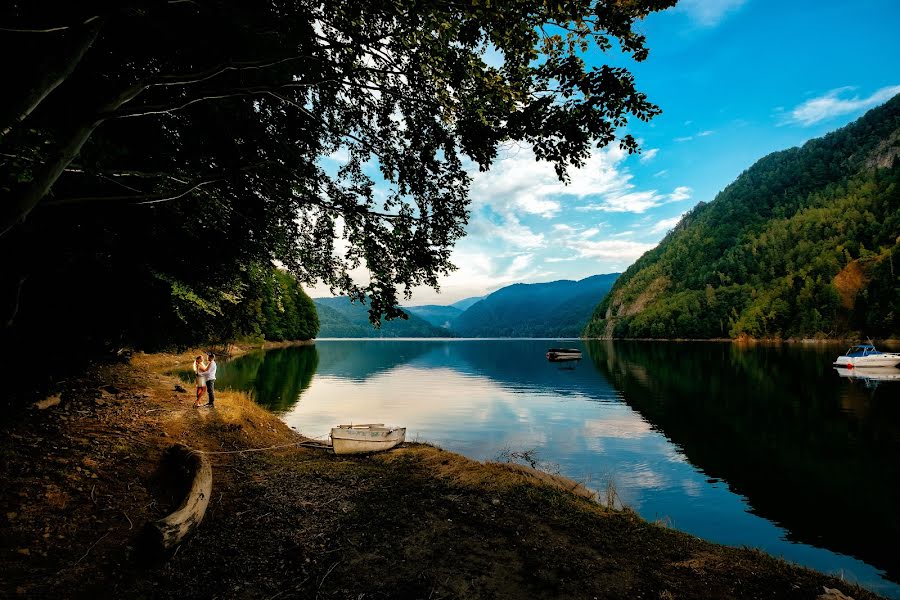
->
<box><xmin>211</xmin><ymin>345</ymin><xmax>318</xmax><ymax>412</ymax></box>
<box><xmin>215</xmin><ymin>340</ymin><xmax>900</xmax><ymax>598</ymax></box>
<box><xmin>585</xmin><ymin>340</ymin><xmax>900</xmax><ymax>587</ymax></box>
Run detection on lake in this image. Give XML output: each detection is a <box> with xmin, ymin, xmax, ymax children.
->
<box><xmin>209</xmin><ymin>339</ymin><xmax>900</xmax><ymax>598</ymax></box>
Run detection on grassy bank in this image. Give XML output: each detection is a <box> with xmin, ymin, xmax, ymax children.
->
<box><xmin>0</xmin><ymin>351</ymin><xmax>886</xmax><ymax>599</ymax></box>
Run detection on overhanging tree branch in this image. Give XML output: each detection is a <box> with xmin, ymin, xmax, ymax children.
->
<box><xmin>44</xmin><ymin>175</ymin><xmax>226</xmax><ymax>207</ymax></box>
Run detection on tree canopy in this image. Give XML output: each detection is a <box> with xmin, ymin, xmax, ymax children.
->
<box><xmin>1</xmin><ymin>0</ymin><xmax>674</xmax><ymax>352</ymax></box>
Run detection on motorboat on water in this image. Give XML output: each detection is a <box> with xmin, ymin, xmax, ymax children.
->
<box><xmin>833</xmin><ymin>344</ymin><xmax>900</xmax><ymax>369</ymax></box>
<box><xmin>547</xmin><ymin>348</ymin><xmax>582</xmax><ymax>362</ymax></box>
<box><xmin>330</xmin><ymin>423</ymin><xmax>406</xmax><ymax>454</ymax></box>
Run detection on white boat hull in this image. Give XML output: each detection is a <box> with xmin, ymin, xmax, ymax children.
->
<box><xmin>331</xmin><ymin>424</ymin><xmax>406</xmax><ymax>455</ymax></box>
<box><xmin>834</xmin><ymin>354</ymin><xmax>900</xmax><ymax>368</ymax></box>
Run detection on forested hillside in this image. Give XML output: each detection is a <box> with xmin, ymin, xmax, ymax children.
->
<box><xmin>314</xmin><ymin>297</ymin><xmax>451</xmax><ymax>338</ymax></box>
<box><xmin>453</xmin><ymin>274</ymin><xmax>619</xmax><ymax>337</ymax></box>
<box><xmin>584</xmin><ymin>95</ymin><xmax>900</xmax><ymax>340</ymax></box>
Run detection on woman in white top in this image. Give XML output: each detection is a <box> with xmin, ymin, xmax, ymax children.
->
<box><xmin>193</xmin><ymin>355</ymin><xmax>208</xmax><ymax>406</ymax></box>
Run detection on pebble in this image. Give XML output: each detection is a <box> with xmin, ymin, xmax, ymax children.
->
<box><xmin>6</xmin><ymin>512</ymin><xmax>17</xmax><ymax>520</ymax></box>
<box><xmin>17</xmin><ymin>548</ymin><xmax>29</xmax><ymax>556</ymax></box>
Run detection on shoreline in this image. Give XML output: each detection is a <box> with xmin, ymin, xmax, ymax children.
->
<box><xmin>0</xmin><ymin>351</ymin><xmax>889</xmax><ymax>599</ymax></box>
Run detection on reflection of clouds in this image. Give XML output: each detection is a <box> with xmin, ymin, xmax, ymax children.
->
<box><xmin>681</xmin><ymin>478</ymin><xmax>702</xmax><ymax>498</ymax></box>
<box><xmin>619</xmin><ymin>463</ymin><xmax>665</xmax><ymax>490</ymax></box>
<box><xmin>583</xmin><ymin>415</ymin><xmax>652</xmax><ymax>439</ymax></box>
<box><xmin>663</xmin><ymin>445</ymin><xmax>688</xmax><ymax>464</ymax></box>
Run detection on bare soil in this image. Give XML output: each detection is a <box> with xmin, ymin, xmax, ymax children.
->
<box><xmin>0</xmin><ymin>351</ymin><xmax>886</xmax><ymax>599</ymax></box>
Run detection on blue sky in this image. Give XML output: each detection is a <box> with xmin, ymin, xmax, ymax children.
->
<box><xmin>312</xmin><ymin>0</ymin><xmax>900</xmax><ymax>305</ymax></box>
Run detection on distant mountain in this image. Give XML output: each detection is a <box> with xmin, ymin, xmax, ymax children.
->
<box><xmin>404</xmin><ymin>305</ymin><xmax>463</xmax><ymax>329</ymax></box>
<box><xmin>450</xmin><ymin>296</ymin><xmax>483</xmax><ymax>311</ymax></box>
<box><xmin>584</xmin><ymin>93</ymin><xmax>900</xmax><ymax>340</ymax></box>
<box><xmin>314</xmin><ymin>297</ymin><xmax>451</xmax><ymax>338</ymax></box>
<box><xmin>452</xmin><ymin>274</ymin><xmax>619</xmax><ymax>337</ymax></box>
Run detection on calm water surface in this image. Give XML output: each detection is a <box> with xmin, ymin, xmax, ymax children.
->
<box><xmin>212</xmin><ymin>340</ymin><xmax>900</xmax><ymax>598</ymax></box>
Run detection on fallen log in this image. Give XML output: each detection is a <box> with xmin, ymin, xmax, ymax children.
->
<box><xmin>141</xmin><ymin>444</ymin><xmax>211</xmax><ymax>555</ymax></box>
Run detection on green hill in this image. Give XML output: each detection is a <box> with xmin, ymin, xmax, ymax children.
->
<box><xmin>453</xmin><ymin>274</ymin><xmax>619</xmax><ymax>337</ymax></box>
<box><xmin>314</xmin><ymin>297</ymin><xmax>451</xmax><ymax>338</ymax></box>
<box><xmin>584</xmin><ymin>94</ymin><xmax>900</xmax><ymax>340</ymax></box>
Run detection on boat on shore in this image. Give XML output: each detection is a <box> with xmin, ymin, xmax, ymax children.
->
<box><xmin>330</xmin><ymin>424</ymin><xmax>406</xmax><ymax>454</ymax></box>
<box><xmin>833</xmin><ymin>344</ymin><xmax>900</xmax><ymax>369</ymax></box>
<box><xmin>547</xmin><ymin>348</ymin><xmax>582</xmax><ymax>362</ymax></box>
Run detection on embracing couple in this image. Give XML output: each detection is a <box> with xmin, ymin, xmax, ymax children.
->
<box><xmin>193</xmin><ymin>352</ymin><xmax>217</xmax><ymax>407</ymax></box>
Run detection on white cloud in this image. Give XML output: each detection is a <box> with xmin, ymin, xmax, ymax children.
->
<box><xmin>784</xmin><ymin>84</ymin><xmax>900</xmax><ymax>126</ymax></box>
<box><xmin>697</xmin><ymin>130</ymin><xmax>715</xmax><ymax>137</ymax></box>
<box><xmin>676</xmin><ymin>0</ymin><xmax>747</xmax><ymax>26</ymax></box>
<box><xmin>470</xmin><ymin>144</ymin><xmax>632</xmax><ymax>218</ymax></box>
<box><xmin>649</xmin><ymin>215</ymin><xmax>683</xmax><ymax>235</ymax></box>
<box><xmin>674</xmin><ymin>136</ymin><xmax>693</xmax><ymax>143</ymax></box>
<box><xmin>653</xmin><ymin>169</ymin><xmax>668</xmax><ymax>178</ymax></box>
<box><xmin>576</xmin><ymin>186</ymin><xmax>691</xmax><ymax>214</ymax></box>
<box><xmin>570</xmin><ymin>239</ymin><xmax>657</xmax><ymax>261</ymax></box>
<box><xmin>669</xmin><ymin>186</ymin><xmax>692</xmax><ymax>201</ymax></box>
<box><xmin>639</xmin><ymin>148</ymin><xmax>659</xmax><ymax>163</ymax></box>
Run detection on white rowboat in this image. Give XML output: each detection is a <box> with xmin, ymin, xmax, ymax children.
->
<box><xmin>330</xmin><ymin>424</ymin><xmax>406</xmax><ymax>455</ymax></box>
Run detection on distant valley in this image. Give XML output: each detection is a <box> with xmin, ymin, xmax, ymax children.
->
<box><xmin>315</xmin><ymin>274</ymin><xmax>619</xmax><ymax>338</ymax></box>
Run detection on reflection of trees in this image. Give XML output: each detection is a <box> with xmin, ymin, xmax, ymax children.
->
<box><xmin>253</xmin><ymin>347</ymin><xmax>319</xmax><ymax>412</ymax></box>
<box><xmin>585</xmin><ymin>340</ymin><xmax>900</xmax><ymax>583</ymax></box>
<box><xmin>217</xmin><ymin>347</ymin><xmax>319</xmax><ymax>413</ymax></box>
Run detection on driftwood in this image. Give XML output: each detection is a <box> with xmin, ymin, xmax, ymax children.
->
<box><xmin>142</xmin><ymin>444</ymin><xmax>211</xmax><ymax>555</ymax></box>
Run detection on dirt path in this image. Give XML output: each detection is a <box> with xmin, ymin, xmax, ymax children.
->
<box><xmin>0</xmin><ymin>352</ymin><xmax>886</xmax><ymax>599</ymax></box>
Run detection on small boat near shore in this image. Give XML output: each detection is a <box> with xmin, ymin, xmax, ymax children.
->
<box><xmin>330</xmin><ymin>423</ymin><xmax>406</xmax><ymax>454</ymax></box>
<box><xmin>547</xmin><ymin>348</ymin><xmax>582</xmax><ymax>362</ymax></box>
<box><xmin>833</xmin><ymin>344</ymin><xmax>900</xmax><ymax>369</ymax></box>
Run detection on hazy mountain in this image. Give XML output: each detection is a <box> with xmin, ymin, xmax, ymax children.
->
<box><xmin>585</xmin><ymin>93</ymin><xmax>900</xmax><ymax>339</ymax></box>
<box><xmin>450</xmin><ymin>296</ymin><xmax>484</xmax><ymax>311</ymax></box>
<box><xmin>314</xmin><ymin>297</ymin><xmax>451</xmax><ymax>338</ymax></box>
<box><xmin>452</xmin><ymin>274</ymin><xmax>620</xmax><ymax>337</ymax></box>
<box><xmin>404</xmin><ymin>305</ymin><xmax>463</xmax><ymax>329</ymax></box>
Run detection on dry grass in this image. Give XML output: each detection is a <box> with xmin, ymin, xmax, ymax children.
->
<box><xmin>377</xmin><ymin>445</ymin><xmax>598</xmax><ymax>502</ymax></box>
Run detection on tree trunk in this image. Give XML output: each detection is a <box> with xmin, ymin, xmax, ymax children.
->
<box><xmin>142</xmin><ymin>444</ymin><xmax>212</xmax><ymax>555</ymax></box>
<box><xmin>0</xmin><ymin>20</ymin><xmax>103</xmax><ymax>139</ymax></box>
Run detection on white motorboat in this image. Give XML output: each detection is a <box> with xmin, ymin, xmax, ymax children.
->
<box><xmin>833</xmin><ymin>344</ymin><xmax>900</xmax><ymax>368</ymax></box>
<box><xmin>330</xmin><ymin>423</ymin><xmax>406</xmax><ymax>454</ymax></box>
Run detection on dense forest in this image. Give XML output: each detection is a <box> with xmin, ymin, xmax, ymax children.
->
<box><xmin>584</xmin><ymin>94</ymin><xmax>900</xmax><ymax>340</ymax></box>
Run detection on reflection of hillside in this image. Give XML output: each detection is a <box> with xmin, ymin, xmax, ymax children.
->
<box><xmin>409</xmin><ymin>339</ymin><xmax>620</xmax><ymax>400</ymax></box>
<box><xmin>216</xmin><ymin>347</ymin><xmax>319</xmax><ymax>412</ymax></box>
<box><xmin>586</xmin><ymin>340</ymin><xmax>900</xmax><ymax>583</ymax></box>
<box><xmin>312</xmin><ymin>341</ymin><xmax>435</xmax><ymax>380</ymax></box>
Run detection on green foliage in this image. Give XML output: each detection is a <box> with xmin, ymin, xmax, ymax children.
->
<box><xmin>1</xmin><ymin>0</ymin><xmax>675</xmax><ymax>355</ymax></box>
<box><xmin>585</xmin><ymin>94</ymin><xmax>900</xmax><ymax>339</ymax></box>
